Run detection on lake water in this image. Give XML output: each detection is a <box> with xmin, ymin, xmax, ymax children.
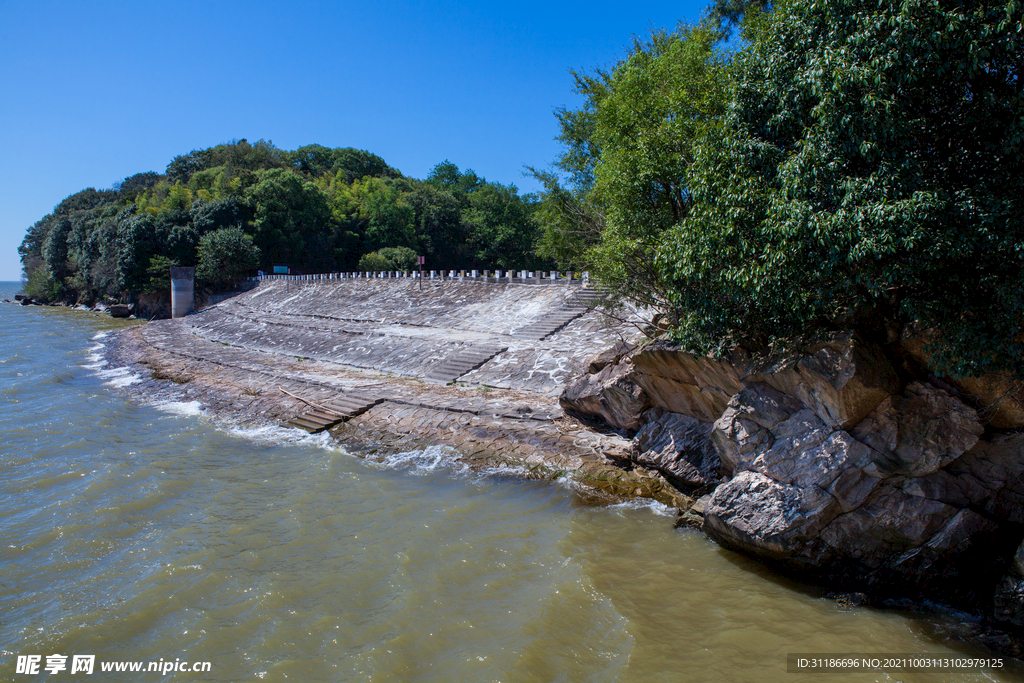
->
<box><xmin>1</xmin><ymin>282</ymin><xmax>1019</xmax><ymax>682</ymax></box>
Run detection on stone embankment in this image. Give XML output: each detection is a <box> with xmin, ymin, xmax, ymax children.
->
<box><xmin>561</xmin><ymin>329</ymin><xmax>1024</xmax><ymax>625</ymax></box>
<box><xmin>104</xmin><ymin>276</ymin><xmax>1024</xmax><ymax>629</ymax></box>
<box><xmin>107</xmin><ymin>278</ymin><xmax>690</xmax><ymax>507</ymax></box>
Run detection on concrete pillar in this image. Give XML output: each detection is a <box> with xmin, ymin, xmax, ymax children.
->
<box><xmin>170</xmin><ymin>266</ymin><xmax>195</xmax><ymax>318</ymax></box>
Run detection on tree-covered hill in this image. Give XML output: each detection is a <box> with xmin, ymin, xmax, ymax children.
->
<box><xmin>19</xmin><ymin>139</ymin><xmax>550</xmax><ymax>304</ymax></box>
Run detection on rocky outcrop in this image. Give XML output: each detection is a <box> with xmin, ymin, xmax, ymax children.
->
<box><xmin>851</xmin><ymin>382</ymin><xmax>984</xmax><ymax>477</ymax></box>
<box><xmin>560</xmin><ymin>353</ymin><xmax>649</xmax><ymax>431</ymax></box>
<box><xmin>744</xmin><ymin>331</ymin><xmax>900</xmax><ymax>429</ymax></box>
<box><xmin>702</xmin><ymin>380</ymin><xmax>1008</xmax><ymax>600</ymax></box>
<box><xmin>562</xmin><ymin>331</ymin><xmax>1024</xmax><ymax>609</ymax></box>
<box><xmin>628</xmin><ymin>340</ymin><xmax>745</xmax><ymax>422</ymax></box>
<box><xmin>629</xmin><ymin>408</ymin><xmax>719</xmax><ymax>489</ymax></box>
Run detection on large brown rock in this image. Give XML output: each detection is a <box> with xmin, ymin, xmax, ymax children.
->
<box><xmin>702</xmin><ymin>380</ymin><xmax>1009</xmax><ymax>597</ymax></box>
<box><xmin>630</xmin><ymin>332</ymin><xmax>897</xmax><ymax>430</ymax></box>
<box><xmin>560</xmin><ymin>356</ymin><xmax>649</xmax><ymax>431</ymax></box>
<box><xmin>630</xmin><ymin>409</ymin><xmax>719</xmax><ymax>489</ymax></box>
<box><xmin>109</xmin><ymin>303</ymin><xmax>132</xmax><ymax>318</ymax></box>
<box><xmin>703</xmin><ymin>470</ymin><xmax>840</xmax><ymax>561</ymax></box>
<box><xmin>710</xmin><ymin>383</ymin><xmax>805</xmax><ymax>475</ymax></box>
<box><xmin>905</xmin><ymin>433</ymin><xmax>1024</xmax><ymax>524</ymax></box>
<box><xmin>630</xmin><ymin>340</ymin><xmax>746</xmax><ymax>422</ymax></box>
<box><xmin>745</xmin><ymin>331</ymin><xmax>899</xmax><ymax>429</ymax></box>
<box><xmin>852</xmin><ymin>381</ymin><xmax>983</xmax><ymax>477</ymax></box>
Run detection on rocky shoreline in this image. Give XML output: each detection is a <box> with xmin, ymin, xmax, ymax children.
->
<box><xmin>97</xmin><ymin>281</ymin><xmax>692</xmax><ymax>509</ymax></box>
<box><xmin>562</xmin><ymin>330</ymin><xmax>1024</xmax><ymax>628</ymax></box>
<box><xmin>67</xmin><ymin>278</ymin><xmax>1024</xmax><ymax>654</ymax></box>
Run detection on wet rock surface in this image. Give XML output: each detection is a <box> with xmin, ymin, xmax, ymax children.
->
<box><xmin>630</xmin><ymin>408</ymin><xmax>718</xmax><ymax>490</ymax></box>
<box><xmin>561</xmin><ymin>333</ymin><xmax>1024</xmax><ymax>616</ymax></box>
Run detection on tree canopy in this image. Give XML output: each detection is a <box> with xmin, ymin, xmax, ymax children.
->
<box><xmin>535</xmin><ymin>0</ymin><xmax>1023</xmax><ymax>378</ymax></box>
<box><xmin>659</xmin><ymin>0</ymin><xmax>1024</xmax><ymax>377</ymax></box>
<box><xmin>20</xmin><ymin>141</ymin><xmax>549</xmax><ymax>305</ymax></box>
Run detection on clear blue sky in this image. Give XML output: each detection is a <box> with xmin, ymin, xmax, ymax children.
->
<box><xmin>0</xmin><ymin>0</ymin><xmax>710</xmax><ymax>281</ymax></box>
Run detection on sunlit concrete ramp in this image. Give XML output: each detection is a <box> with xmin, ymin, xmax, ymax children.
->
<box><xmin>424</xmin><ymin>342</ymin><xmax>508</xmax><ymax>385</ymax></box>
<box><xmin>177</xmin><ymin>279</ymin><xmax>637</xmax><ymax>395</ymax></box>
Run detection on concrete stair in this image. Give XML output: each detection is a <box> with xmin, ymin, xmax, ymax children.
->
<box><xmin>424</xmin><ymin>344</ymin><xmax>508</xmax><ymax>384</ymax></box>
<box><xmin>287</xmin><ymin>393</ymin><xmax>382</xmax><ymax>433</ymax></box>
<box><xmin>511</xmin><ymin>288</ymin><xmax>609</xmax><ymax>340</ymax></box>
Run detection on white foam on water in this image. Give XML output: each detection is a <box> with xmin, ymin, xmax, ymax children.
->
<box><xmin>81</xmin><ymin>342</ymin><xmax>108</xmax><ymax>369</ymax></box>
<box><xmin>97</xmin><ymin>366</ymin><xmax>142</xmax><ymax>387</ymax></box>
<box><xmin>91</xmin><ymin>331</ymin><xmax>110</xmax><ymax>340</ymax></box>
<box><xmin>82</xmin><ymin>356</ymin><xmax>107</xmax><ymax>370</ymax></box>
<box><xmin>607</xmin><ymin>497</ymin><xmax>677</xmax><ymax>517</ymax></box>
<box><xmin>153</xmin><ymin>400</ymin><xmax>204</xmax><ymax>417</ymax></box>
<box><xmin>221</xmin><ymin>422</ymin><xmax>341</xmax><ymax>452</ymax></box>
<box><xmin>476</xmin><ymin>463</ymin><xmax>533</xmax><ymax>480</ymax></box>
<box><xmin>372</xmin><ymin>445</ymin><xmax>469</xmax><ymax>476</ymax></box>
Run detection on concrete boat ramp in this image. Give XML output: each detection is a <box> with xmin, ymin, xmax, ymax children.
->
<box><xmin>109</xmin><ymin>278</ymin><xmax>690</xmax><ymax>506</ymax></box>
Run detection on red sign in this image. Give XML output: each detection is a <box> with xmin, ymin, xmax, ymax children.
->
<box><xmin>417</xmin><ymin>256</ymin><xmax>425</xmax><ymax>265</ymax></box>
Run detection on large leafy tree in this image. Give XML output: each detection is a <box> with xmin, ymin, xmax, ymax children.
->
<box><xmin>660</xmin><ymin>0</ymin><xmax>1024</xmax><ymax>376</ymax></box>
<box><xmin>196</xmin><ymin>226</ymin><xmax>261</xmax><ymax>288</ymax></box>
<box><xmin>246</xmin><ymin>168</ymin><xmax>334</xmax><ymax>271</ymax></box>
<box><xmin>534</xmin><ymin>24</ymin><xmax>728</xmax><ymax>307</ymax></box>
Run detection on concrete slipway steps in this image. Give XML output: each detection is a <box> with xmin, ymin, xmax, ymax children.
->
<box><xmin>511</xmin><ymin>287</ymin><xmax>609</xmax><ymax>340</ymax></box>
<box><xmin>425</xmin><ymin>288</ymin><xmax>610</xmax><ymax>385</ymax></box>
<box><xmin>288</xmin><ymin>393</ymin><xmax>383</xmax><ymax>433</ymax></box>
<box><xmin>424</xmin><ymin>343</ymin><xmax>509</xmax><ymax>385</ymax></box>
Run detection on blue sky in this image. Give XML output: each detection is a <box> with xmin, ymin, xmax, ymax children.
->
<box><xmin>0</xmin><ymin>0</ymin><xmax>710</xmax><ymax>281</ymax></box>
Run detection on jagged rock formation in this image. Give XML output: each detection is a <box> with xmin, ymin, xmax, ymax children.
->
<box><xmin>561</xmin><ymin>332</ymin><xmax>1024</xmax><ymax>614</ymax></box>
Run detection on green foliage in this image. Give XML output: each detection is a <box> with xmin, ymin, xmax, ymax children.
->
<box><xmin>286</xmin><ymin>145</ymin><xmax>400</xmax><ymax>180</ymax></box>
<box><xmin>358</xmin><ymin>247</ymin><xmax>417</xmax><ymax>272</ymax></box>
<box><xmin>20</xmin><ymin>140</ymin><xmax>548</xmax><ymax>305</ymax></box>
<box><xmin>196</xmin><ymin>227</ymin><xmax>261</xmax><ymax>288</ymax></box>
<box><xmin>22</xmin><ymin>262</ymin><xmax>60</xmax><ymax>301</ymax></box>
<box><xmin>706</xmin><ymin>0</ymin><xmax>771</xmax><ymax>37</ymax></box>
<box><xmin>535</xmin><ymin>24</ymin><xmax>728</xmax><ymax>306</ymax></box>
<box><xmin>144</xmin><ymin>255</ymin><xmax>178</xmax><ymax>294</ymax></box>
<box><xmin>659</xmin><ymin>0</ymin><xmax>1024</xmax><ymax>377</ymax></box>
<box><xmin>354</xmin><ymin>177</ymin><xmax>417</xmax><ymax>253</ymax></box>
<box><xmin>247</xmin><ymin>168</ymin><xmax>334</xmax><ymax>271</ymax></box>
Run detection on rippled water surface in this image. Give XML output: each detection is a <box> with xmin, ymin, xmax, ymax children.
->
<box><xmin>1</xmin><ymin>282</ymin><xmax>1021</xmax><ymax>682</ymax></box>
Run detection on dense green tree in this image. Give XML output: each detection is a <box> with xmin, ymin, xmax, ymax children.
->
<box><xmin>660</xmin><ymin>0</ymin><xmax>1024</xmax><ymax>376</ymax></box>
<box><xmin>405</xmin><ymin>184</ymin><xmax>466</xmax><ymax>269</ymax></box>
<box><xmin>534</xmin><ymin>24</ymin><xmax>728</xmax><ymax>307</ymax></box>
<box><xmin>355</xmin><ymin>177</ymin><xmax>417</xmax><ymax>253</ymax></box>
<box><xmin>117</xmin><ymin>172</ymin><xmax>160</xmax><ymax>199</ymax></box>
<box><xmin>246</xmin><ymin>168</ymin><xmax>333</xmax><ymax>271</ymax></box>
<box><xmin>190</xmin><ymin>196</ymin><xmax>248</xmax><ymax>234</ymax></box>
<box><xmin>706</xmin><ymin>0</ymin><xmax>771</xmax><ymax>36</ymax></box>
<box><xmin>464</xmin><ymin>183</ymin><xmax>541</xmax><ymax>269</ymax></box>
<box><xmin>166</xmin><ymin>149</ymin><xmax>213</xmax><ymax>184</ymax></box>
<box><xmin>358</xmin><ymin>246</ymin><xmax>418</xmax><ymax>272</ymax></box>
<box><xmin>196</xmin><ymin>227</ymin><xmax>261</xmax><ymax>288</ymax></box>
<box><xmin>144</xmin><ymin>255</ymin><xmax>178</xmax><ymax>294</ymax></box>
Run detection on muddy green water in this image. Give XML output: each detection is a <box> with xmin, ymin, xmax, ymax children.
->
<box><xmin>0</xmin><ymin>282</ymin><xmax>1020</xmax><ymax>682</ymax></box>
